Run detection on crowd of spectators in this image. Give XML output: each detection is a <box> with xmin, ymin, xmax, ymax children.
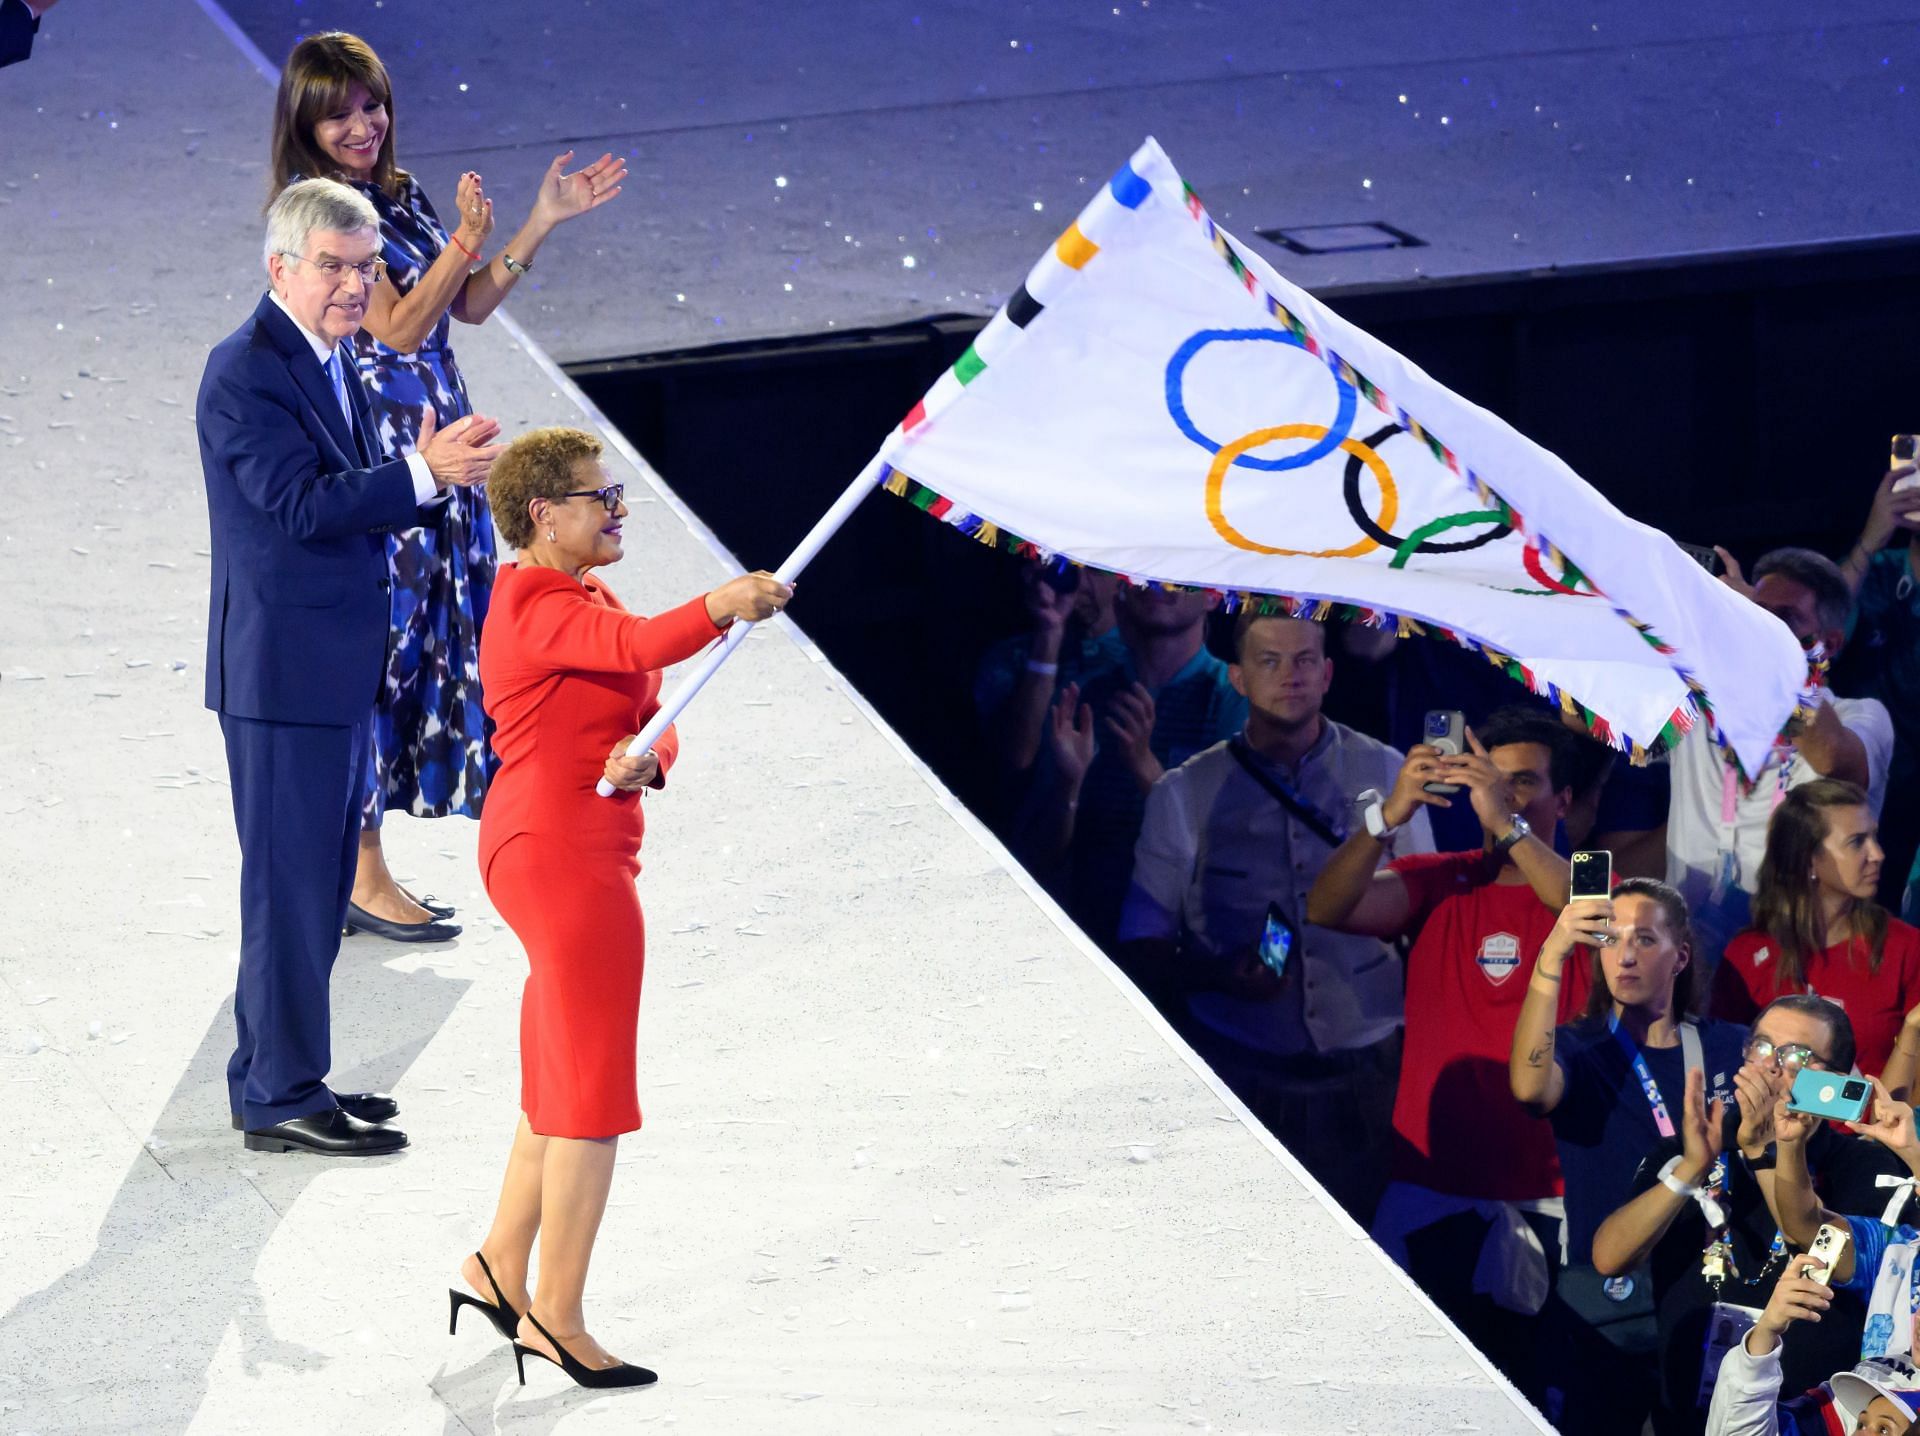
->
<box><xmin>971</xmin><ymin>470</ymin><xmax>1920</xmax><ymax>1433</ymax></box>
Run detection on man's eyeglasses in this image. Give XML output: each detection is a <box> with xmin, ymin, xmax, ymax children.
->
<box><xmin>1745</xmin><ymin>1036</ymin><xmax>1826</xmax><ymax>1073</ymax></box>
<box><xmin>278</xmin><ymin>251</ymin><xmax>387</xmax><ymax>286</ymax></box>
<box><xmin>562</xmin><ymin>484</ymin><xmax>625</xmax><ymax>515</ymax></box>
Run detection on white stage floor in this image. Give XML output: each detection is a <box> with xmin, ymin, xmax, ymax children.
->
<box><xmin>0</xmin><ymin>4</ymin><xmax>1553</xmax><ymax>1432</ymax></box>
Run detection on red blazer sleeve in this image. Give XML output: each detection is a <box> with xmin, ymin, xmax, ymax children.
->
<box><xmin>517</xmin><ymin>584</ymin><xmax>724</xmax><ymax>676</ymax></box>
<box><xmin>648</xmin><ymin>722</ymin><xmax>681</xmax><ymax>789</ymax></box>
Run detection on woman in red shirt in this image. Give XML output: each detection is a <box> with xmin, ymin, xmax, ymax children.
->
<box><xmin>446</xmin><ymin>427</ymin><xmax>789</xmax><ymax>1389</ymax></box>
<box><xmin>1712</xmin><ymin>779</ymin><xmax>1920</xmax><ymax>1076</ymax></box>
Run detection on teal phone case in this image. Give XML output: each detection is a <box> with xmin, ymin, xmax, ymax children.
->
<box><xmin>1786</xmin><ymin>1068</ymin><xmax>1871</xmax><ymax>1122</ymax></box>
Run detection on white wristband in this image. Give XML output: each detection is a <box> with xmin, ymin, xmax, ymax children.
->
<box><xmin>1025</xmin><ymin>660</ymin><xmax>1059</xmax><ymax>676</ymax></box>
<box><xmin>1657</xmin><ymin>1155</ymin><xmax>1727</xmax><ymax>1228</ymax></box>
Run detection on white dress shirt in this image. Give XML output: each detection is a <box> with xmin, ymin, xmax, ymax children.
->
<box><xmin>268</xmin><ymin>292</ymin><xmax>440</xmax><ymax>506</ymax></box>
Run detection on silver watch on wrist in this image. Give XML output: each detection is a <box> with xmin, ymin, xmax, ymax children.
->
<box><xmin>1358</xmin><ymin>788</ymin><xmax>1400</xmax><ymax>844</ymax></box>
<box><xmin>501</xmin><ymin>251</ymin><xmax>531</xmax><ymax>276</ymax></box>
<box><xmin>1492</xmin><ymin>813</ymin><xmax>1532</xmax><ymax>853</ymax></box>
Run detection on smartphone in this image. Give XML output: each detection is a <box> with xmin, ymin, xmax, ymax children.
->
<box><xmin>1804</xmin><ymin>1223</ymin><xmax>1851</xmax><ymax>1287</ymax></box>
<box><xmin>1786</xmin><ymin>1068</ymin><xmax>1872</xmax><ymax>1123</ymax></box>
<box><xmin>1257</xmin><ymin>903</ymin><xmax>1296</xmax><ymax>979</ymax></box>
<box><xmin>1570</xmin><ymin>850</ymin><xmax>1612</xmax><ymax>900</ymax></box>
<box><xmin>1892</xmin><ymin>436</ymin><xmax>1920</xmax><ymax>495</ymax></box>
<box><xmin>1422</xmin><ymin>709</ymin><xmax>1464</xmax><ymax>795</ymax></box>
<box><xmin>1674</xmin><ymin>542</ymin><xmax>1725</xmax><ymax>579</ymax></box>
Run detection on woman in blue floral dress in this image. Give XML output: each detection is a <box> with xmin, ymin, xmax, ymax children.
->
<box><xmin>272</xmin><ymin>31</ymin><xmax>626</xmax><ymax>939</ymax></box>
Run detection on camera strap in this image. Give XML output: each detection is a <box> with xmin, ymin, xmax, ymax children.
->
<box><xmin>1226</xmin><ymin>736</ymin><xmax>1345</xmax><ymax>850</ymax></box>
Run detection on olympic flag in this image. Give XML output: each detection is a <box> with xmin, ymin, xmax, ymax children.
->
<box><xmin>865</xmin><ymin>137</ymin><xmax>1809</xmax><ymax>775</ymax></box>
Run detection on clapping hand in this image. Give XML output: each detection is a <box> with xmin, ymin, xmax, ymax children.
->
<box><xmin>452</xmin><ymin>171</ymin><xmax>495</xmax><ymax>250</ymax></box>
<box><xmin>530</xmin><ymin>149</ymin><xmax>628</xmax><ymax>230</ymax></box>
<box><xmin>1733</xmin><ymin>1061</ymin><xmax>1788</xmax><ymax>1157</ymax></box>
<box><xmin>417</xmin><ymin>407</ymin><xmax>504</xmax><ymax>488</ymax></box>
<box><xmin>1677</xmin><ymin>1067</ymin><xmax>1728</xmax><ymax>1184</ymax></box>
<box><xmin>1104</xmin><ymin>682</ymin><xmax>1162</xmax><ymax>793</ymax></box>
<box><xmin>602</xmin><ymin>737</ymin><xmax>658</xmax><ymax>792</ymax></box>
<box><xmin>1046</xmin><ymin>682</ymin><xmax>1096</xmax><ymax>788</ymax></box>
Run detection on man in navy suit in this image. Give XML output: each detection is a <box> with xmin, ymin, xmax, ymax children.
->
<box><xmin>198</xmin><ymin>178</ymin><xmax>501</xmax><ymax>1156</ymax></box>
<box><xmin>0</xmin><ymin>0</ymin><xmax>55</xmax><ymax>68</ymax></box>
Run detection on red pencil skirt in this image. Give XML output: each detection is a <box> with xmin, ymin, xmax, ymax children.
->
<box><xmin>484</xmin><ymin>833</ymin><xmax>646</xmax><ymax>1139</ymax></box>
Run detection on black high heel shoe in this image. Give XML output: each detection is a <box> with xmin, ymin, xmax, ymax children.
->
<box><xmin>448</xmin><ymin>1251</ymin><xmax>520</xmax><ymax>1342</ymax></box>
<box><xmin>512</xmin><ymin>1310</ymin><xmax>657</xmax><ymax>1389</ymax></box>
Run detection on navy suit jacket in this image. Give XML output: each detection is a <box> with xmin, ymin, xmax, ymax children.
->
<box><xmin>0</xmin><ymin>0</ymin><xmax>39</xmax><ymax>68</ymax></box>
<box><xmin>197</xmin><ymin>294</ymin><xmax>430</xmax><ymax>726</ymax></box>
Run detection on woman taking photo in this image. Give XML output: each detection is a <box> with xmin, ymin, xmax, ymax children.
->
<box><xmin>446</xmin><ymin>427</ymin><xmax>790</xmax><ymax>1386</ymax></box>
<box><xmin>270</xmin><ymin>32</ymin><xmax>627</xmax><ymax>940</ymax></box>
<box><xmin>1712</xmin><ymin>779</ymin><xmax>1920</xmax><ymax>1076</ymax></box>
<box><xmin>1510</xmin><ymin>878</ymin><xmax>1747</xmax><ymax>1435</ymax></box>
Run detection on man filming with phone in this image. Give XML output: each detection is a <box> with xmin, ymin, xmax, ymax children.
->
<box><xmin>1117</xmin><ymin>612</ymin><xmax>1431</xmax><ymax>1225</ymax></box>
<box><xmin>1306</xmin><ymin>706</ymin><xmax>1578</xmax><ymax>1397</ymax></box>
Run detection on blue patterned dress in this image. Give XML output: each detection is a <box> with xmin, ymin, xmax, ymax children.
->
<box><xmin>348</xmin><ymin>175</ymin><xmax>498</xmax><ymax>826</ymax></box>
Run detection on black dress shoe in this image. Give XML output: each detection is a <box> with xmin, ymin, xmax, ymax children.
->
<box><xmin>243</xmin><ymin>1108</ymin><xmax>409</xmax><ymax>1157</ymax></box>
<box><xmin>403</xmin><ymin>889</ymin><xmax>456</xmax><ymax>920</ymax></box>
<box><xmin>344</xmin><ymin>902</ymin><xmax>461</xmax><ymax>943</ymax></box>
<box><xmin>229</xmin><ymin>1091</ymin><xmax>399</xmax><ymax>1131</ymax></box>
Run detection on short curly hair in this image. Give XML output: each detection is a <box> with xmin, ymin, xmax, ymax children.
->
<box><xmin>487</xmin><ymin>426</ymin><xmax>605</xmax><ymax>549</ymax></box>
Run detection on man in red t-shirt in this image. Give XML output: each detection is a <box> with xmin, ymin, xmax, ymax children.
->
<box><xmin>1308</xmin><ymin>706</ymin><xmax>1584</xmax><ymax>1394</ymax></box>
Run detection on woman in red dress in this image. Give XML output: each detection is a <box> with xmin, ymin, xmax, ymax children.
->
<box><xmin>1711</xmin><ymin>778</ymin><xmax>1920</xmax><ymax>1077</ymax></box>
<box><xmin>447</xmin><ymin>426</ymin><xmax>789</xmax><ymax>1388</ymax></box>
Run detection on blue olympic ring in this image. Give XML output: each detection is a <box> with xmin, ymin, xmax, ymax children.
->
<box><xmin>1164</xmin><ymin>328</ymin><xmax>1358</xmax><ymax>471</ymax></box>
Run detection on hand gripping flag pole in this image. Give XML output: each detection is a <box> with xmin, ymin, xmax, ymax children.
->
<box><xmin>594</xmin><ymin>454</ymin><xmax>890</xmax><ymax>798</ymax></box>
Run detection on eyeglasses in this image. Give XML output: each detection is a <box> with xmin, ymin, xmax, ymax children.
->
<box><xmin>278</xmin><ymin>251</ymin><xmax>387</xmax><ymax>286</ymax></box>
<box><xmin>1745</xmin><ymin>1036</ymin><xmax>1826</xmax><ymax>1073</ymax></box>
<box><xmin>561</xmin><ymin>484</ymin><xmax>624</xmax><ymax>515</ymax></box>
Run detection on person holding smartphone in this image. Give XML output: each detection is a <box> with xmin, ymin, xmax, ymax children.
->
<box><xmin>1768</xmin><ymin>1074</ymin><xmax>1920</xmax><ymax>1382</ymax></box>
<box><xmin>1509</xmin><ymin>881</ymin><xmax>1748</xmax><ymax>1435</ymax></box>
<box><xmin>1307</xmin><ymin>706</ymin><xmax>1579</xmax><ymax>1397</ymax></box>
<box><xmin>1703</xmin><ymin>1257</ymin><xmax>1920</xmax><ymax>1436</ymax></box>
<box><xmin>1118</xmin><ymin>611</ymin><xmax>1433</xmax><ymax>1225</ymax></box>
<box><xmin>1589</xmin><ymin>996</ymin><xmax>1905</xmax><ymax>1434</ymax></box>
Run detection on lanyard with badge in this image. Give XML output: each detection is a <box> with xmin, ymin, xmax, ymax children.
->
<box><xmin>1602</xmin><ymin>1015</ymin><xmax>1706</xmax><ymax>1303</ymax></box>
<box><xmin>1710</xmin><ymin>750</ymin><xmax>1795</xmax><ymax>903</ymax></box>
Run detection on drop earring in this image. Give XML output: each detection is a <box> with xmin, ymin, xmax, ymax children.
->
<box><xmin>547</xmin><ymin>529</ymin><xmax>556</xmax><ymax>543</ymax></box>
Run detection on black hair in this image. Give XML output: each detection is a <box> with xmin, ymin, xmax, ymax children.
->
<box><xmin>1474</xmin><ymin>704</ymin><xmax>1577</xmax><ymax>792</ymax></box>
<box><xmin>1754</xmin><ymin>993</ymin><xmax>1858</xmax><ymax>1075</ymax></box>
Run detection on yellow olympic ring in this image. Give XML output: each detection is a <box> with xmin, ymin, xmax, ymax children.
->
<box><xmin>1205</xmin><ymin>424</ymin><xmax>1398</xmax><ymax>557</ymax></box>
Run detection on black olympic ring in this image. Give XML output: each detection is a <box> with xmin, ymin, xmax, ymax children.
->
<box><xmin>1343</xmin><ymin>424</ymin><xmax>1513</xmax><ymax>555</ymax></box>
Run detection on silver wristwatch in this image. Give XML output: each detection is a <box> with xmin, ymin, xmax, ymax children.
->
<box><xmin>1358</xmin><ymin>788</ymin><xmax>1400</xmax><ymax>844</ymax></box>
<box><xmin>1492</xmin><ymin>813</ymin><xmax>1532</xmax><ymax>853</ymax></box>
<box><xmin>501</xmin><ymin>251</ymin><xmax>531</xmax><ymax>276</ymax></box>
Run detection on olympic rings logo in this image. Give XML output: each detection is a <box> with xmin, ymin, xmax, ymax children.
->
<box><xmin>1166</xmin><ymin>328</ymin><xmax>1595</xmax><ymax>595</ymax></box>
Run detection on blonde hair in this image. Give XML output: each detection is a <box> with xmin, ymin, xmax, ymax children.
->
<box><xmin>270</xmin><ymin>32</ymin><xmax>408</xmax><ymax>202</ymax></box>
<box><xmin>488</xmin><ymin>427</ymin><xmax>606</xmax><ymax>549</ymax></box>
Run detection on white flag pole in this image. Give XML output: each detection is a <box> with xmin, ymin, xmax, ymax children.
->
<box><xmin>595</xmin><ymin>453</ymin><xmax>892</xmax><ymax>797</ymax></box>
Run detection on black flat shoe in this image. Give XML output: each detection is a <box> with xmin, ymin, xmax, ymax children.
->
<box><xmin>402</xmin><ymin>889</ymin><xmax>456</xmax><ymax>920</ymax></box>
<box><xmin>449</xmin><ymin>1251</ymin><xmax>521</xmax><ymax>1341</ymax></box>
<box><xmin>243</xmin><ymin>1107</ymin><xmax>409</xmax><ymax>1157</ymax></box>
<box><xmin>344</xmin><ymin>902</ymin><xmax>461</xmax><ymax>943</ymax></box>
<box><xmin>513</xmin><ymin>1311</ymin><xmax>656</xmax><ymax>1390</ymax></box>
<box><xmin>229</xmin><ymin>1091</ymin><xmax>398</xmax><ymax>1131</ymax></box>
